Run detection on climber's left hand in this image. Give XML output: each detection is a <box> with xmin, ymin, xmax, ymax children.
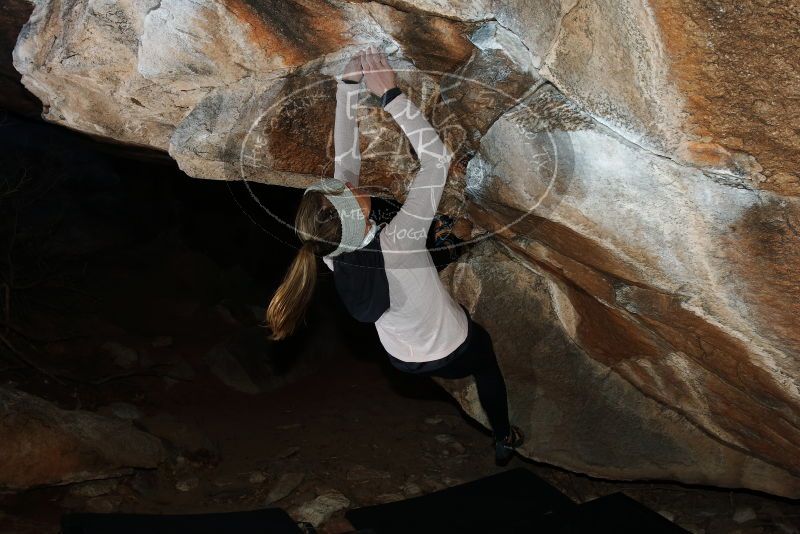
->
<box><xmin>341</xmin><ymin>54</ymin><xmax>363</xmax><ymax>83</ymax></box>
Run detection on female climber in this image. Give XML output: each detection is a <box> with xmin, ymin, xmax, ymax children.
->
<box><xmin>265</xmin><ymin>46</ymin><xmax>524</xmax><ymax>466</ymax></box>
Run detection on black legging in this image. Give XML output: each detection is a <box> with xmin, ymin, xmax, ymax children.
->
<box><xmin>418</xmin><ymin>318</ymin><xmax>511</xmax><ymax>440</ymax></box>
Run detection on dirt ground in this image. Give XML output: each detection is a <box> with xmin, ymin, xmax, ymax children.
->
<box><xmin>2</xmin><ymin>340</ymin><xmax>799</xmax><ymax>533</ymax></box>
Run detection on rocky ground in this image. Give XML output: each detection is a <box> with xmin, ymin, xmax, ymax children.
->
<box><xmin>2</xmin><ymin>309</ymin><xmax>799</xmax><ymax>533</ymax></box>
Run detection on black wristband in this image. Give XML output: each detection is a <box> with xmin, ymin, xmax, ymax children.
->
<box><xmin>381</xmin><ymin>87</ymin><xmax>402</xmax><ymax>108</ymax></box>
<box><xmin>341</xmin><ymin>78</ymin><xmax>360</xmax><ymax>84</ymax></box>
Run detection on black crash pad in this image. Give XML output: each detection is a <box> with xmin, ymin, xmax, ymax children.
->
<box><xmin>539</xmin><ymin>492</ymin><xmax>690</xmax><ymax>533</ymax></box>
<box><xmin>345</xmin><ymin>467</ymin><xmax>576</xmax><ymax>533</ymax></box>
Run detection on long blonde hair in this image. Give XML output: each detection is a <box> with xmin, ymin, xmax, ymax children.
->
<box><xmin>265</xmin><ymin>191</ymin><xmax>341</xmax><ymax>340</ymax></box>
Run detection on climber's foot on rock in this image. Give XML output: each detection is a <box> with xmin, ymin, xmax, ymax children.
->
<box><xmin>494</xmin><ymin>425</ymin><xmax>524</xmax><ymax>467</ymax></box>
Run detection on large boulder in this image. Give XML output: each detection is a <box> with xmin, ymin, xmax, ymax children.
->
<box><xmin>439</xmin><ymin>240</ymin><xmax>799</xmax><ymax>497</ymax></box>
<box><xmin>462</xmin><ymin>84</ymin><xmax>800</xmax><ymax>481</ymax></box>
<box><xmin>0</xmin><ymin>387</ymin><xmax>164</xmax><ymax>491</ymax></box>
<box><xmin>8</xmin><ymin>0</ymin><xmax>800</xmax><ymax>496</ymax></box>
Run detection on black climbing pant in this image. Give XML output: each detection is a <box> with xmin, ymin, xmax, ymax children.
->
<box><xmin>396</xmin><ymin>310</ymin><xmax>511</xmax><ymax>441</ymax></box>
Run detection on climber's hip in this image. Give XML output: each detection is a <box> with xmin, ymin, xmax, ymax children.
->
<box><xmin>386</xmin><ymin>304</ymin><xmax>492</xmax><ymax>376</ymax></box>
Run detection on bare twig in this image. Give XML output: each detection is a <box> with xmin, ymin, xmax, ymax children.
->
<box><xmin>88</xmin><ymin>365</ymin><xmax>190</xmax><ymax>386</ymax></box>
<box><xmin>0</xmin><ymin>331</ymin><xmax>66</xmax><ymax>385</ymax></box>
<box><xmin>0</xmin><ymin>320</ymin><xmax>87</xmax><ymax>344</ymax></box>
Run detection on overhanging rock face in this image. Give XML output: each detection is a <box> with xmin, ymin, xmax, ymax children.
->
<box><xmin>438</xmin><ymin>240</ymin><xmax>799</xmax><ymax>497</ymax></box>
<box><xmin>12</xmin><ymin>0</ymin><xmax>800</xmax><ymax>496</ymax></box>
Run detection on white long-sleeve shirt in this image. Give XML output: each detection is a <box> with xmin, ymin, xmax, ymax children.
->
<box><xmin>323</xmin><ymin>79</ymin><xmax>469</xmax><ymax>362</ymax></box>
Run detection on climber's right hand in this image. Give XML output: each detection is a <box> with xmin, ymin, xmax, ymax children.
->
<box><xmin>341</xmin><ymin>53</ymin><xmax>363</xmax><ymax>83</ymax></box>
<box><xmin>360</xmin><ymin>45</ymin><xmax>397</xmax><ymax>98</ymax></box>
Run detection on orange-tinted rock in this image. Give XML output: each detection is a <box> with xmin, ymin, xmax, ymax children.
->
<box><xmin>536</xmin><ymin>0</ymin><xmax>798</xmax><ymax>195</ymax></box>
<box><xmin>222</xmin><ymin>0</ymin><xmax>351</xmax><ymax>66</ymax></box>
<box><xmin>460</xmin><ymin>80</ymin><xmax>800</xmax><ymax>494</ymax></box>
<box><xmin>651</xmin><ymin>0</ymin><xmax>800</xmax><ymax>195</ymax></box>
<box><xmin>441</xmin><ymin>22</ymin><xmax>541</xmax><ymax>152</ymax></box>
<box><xmin>363</xmin><ymin>2</ymin><xmax>475</xmax><ymax>75</ymax></box>
<box><xmin>0</xmin><ymin>387</ymin><xmax>164</xmax><ymax>490</ymax></box>
<box><xmin>440</xmin><ymin>241</ymin><xmax>800</xmax><ymax>497</ymax></box>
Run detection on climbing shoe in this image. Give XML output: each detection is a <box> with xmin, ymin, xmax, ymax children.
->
<box><xmin>494</xmin><ymin>425</ymin><xmax>524</xmax><ymax>467</ymax></box>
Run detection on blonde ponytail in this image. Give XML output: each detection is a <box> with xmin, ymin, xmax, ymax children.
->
<box><xmin>265</xmin><ymin>190</ymin><xmax>341</xmax><ymax>340</ymax></box>
<box><xmin>266</xmin><ymin>241</ymin><xmax>318</xmax><ymax>340</ymax></box>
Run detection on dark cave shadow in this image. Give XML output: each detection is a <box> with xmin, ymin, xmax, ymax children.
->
<box><xmin>372</xmin><ymin>353</ymin><xmax>494</xmax><ymax>440</ymax></box>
